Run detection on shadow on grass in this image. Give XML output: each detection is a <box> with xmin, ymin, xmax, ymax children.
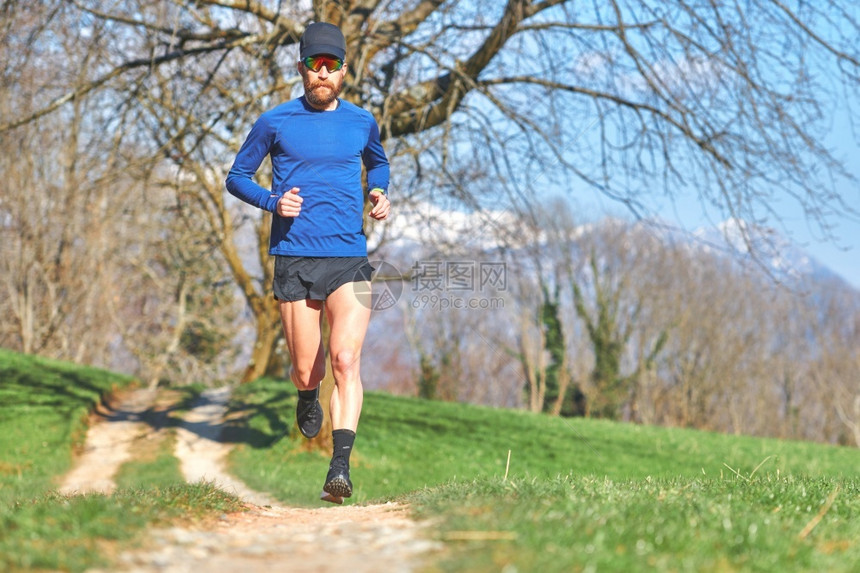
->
<box><xmin>3</xmin><ymin>352</ymin><xmax>301</xmax><ymax>453</ymax></box>
<box><xmin>2</xmin><ymin>359</ymin><xmax>291</xmax><ymax>451</ymax></box>
<box><xmin>218</xmin><ymin>395</ymin><xmax>294</xmax><ymax>449</ymax></box>
<box><xmin>0</xmin><ymin>366</ymin><xmax>121</xmax><ymax>413</ymax></box>
<box><xmin>175</xmin><ymin>388</ymin><xmax>295</xmax><ymax>449</ymax></box>
<box><xmin>113</xmin><ymin>385</ymin><xmax>295</xmax><ymax>450</ymax></box>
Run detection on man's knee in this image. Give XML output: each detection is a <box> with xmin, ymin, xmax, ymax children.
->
<box><xmin>291</xmin><ymin>363</ymin><xmax>325</xmax><ymax>389</ymax></box>
<box><xmin>331</xmin><ymin>349</ymin><xmax>359</xmax><ymax>376</ymax></box>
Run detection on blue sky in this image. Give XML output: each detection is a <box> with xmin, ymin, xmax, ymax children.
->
<box><xmin>577</xmin><ymin>103</ymin><xmax>859</xmax><ymax>290</ymax></box>
<box><xmin>794</xmin><ymin>107</ymin><xmax>860</xmax><ymax>289</ymax></box>
<box><xmin>558</xmin><ymin>5</ymin><xmax>860</xmax><ymax>291</ymax></box>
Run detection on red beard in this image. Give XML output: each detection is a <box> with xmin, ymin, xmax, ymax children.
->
<box><xmin>305</xmin><ymin>79</ymin><xmax>342</xmax><ymax>108</ymax></box>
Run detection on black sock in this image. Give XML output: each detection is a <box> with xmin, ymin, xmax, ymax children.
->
<box><xmin>331</xmin><ymin>429</ymin><xmax>356</xmax><ymax>466</ymax></box>
<box><xmin>297</xmin><ymin>387</ymin><xmax>318</xmax><ymax>401</ymax></box>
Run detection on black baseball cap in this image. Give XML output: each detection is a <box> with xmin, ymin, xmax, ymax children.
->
<box><xmin>299</xmin><ymin>22</ymin><xmax>346</xmax><ymax>60</ymax></box>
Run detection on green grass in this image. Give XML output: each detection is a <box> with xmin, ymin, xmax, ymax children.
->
<box><xmin>0</xmin><ymin>349</ymin><xmax>244</xmax><ymax>572</ymax></box>
<box><xmin>408</xmin><ymin>476</ymin><xmax>859</xmax><ymax>572</ymax></box>
<box><xmin>226</xmin><ymin>379</ymin><xmax>860</xmax><ymax>502</ymax></box>
<box><xmin>3</xmin><ymin>351</ymin><xmax>860</xmax><ymax>572</ymax></box>
<box><xmin>225</xmin><ymin>377</ymin><xmax>860</xmax><ymax>571</ymax></box>
<box><xmin>113</xmin><ymin>386</ymin><xmax>205</xmax><ymax>490</ymax></box>
<box><xmin>1</xmin><ymin>483</ymin><xmax>243</xmax><ymax>572</ymax></box>
<box><xmin>0</xmin><ymin>348</ymin><xmax>137</xmax><ymax>502</ymax></box>
<box><xmin>114</xmin><ymin>432</ymin><xmax>185</xmax><ymax>490</ymax></box>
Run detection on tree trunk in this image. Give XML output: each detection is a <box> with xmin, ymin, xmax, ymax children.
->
<box><xmin>241</xmin><ymin>301</ymin><xmax>281</xmax><ymax>383</ymax></box>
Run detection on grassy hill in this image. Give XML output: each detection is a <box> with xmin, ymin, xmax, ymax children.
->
<box><xmin>0</xmin><ymin>348</ymin><xmax>138</xmax><ymax>503</ymax></box>
<box><xmin>0</xmin><ymin>349</ymin><xmax>243</xmax><ymax>571</ymax></box>
<box><xmin>226</xmin><ymin>378</ymin><xmax>860</xmax><ymax>500</ymax></box>
<box><xmin>1</xmin><ymin>350</ymin><xmax>858</xmax><ymax>571</ymax></box>
<box><xmin>226</xmin><ymin>377</ymin><xmax>860</xmax><ymax>572</ymax></box>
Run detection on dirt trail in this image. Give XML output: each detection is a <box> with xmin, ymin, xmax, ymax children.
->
<box><xmin>59</xmin><ymin>388</ymin><xmax>160</xmax><ymax>496</ymax></box>
<box><xmin>63</xmin><ymin>387</ymin><xmax>440</xmax><ymax>572</ymax></box>
<box><xmin>173</xmin><ymin>387</ymin><xmax>278</xmax><ymax>507</ymax></box>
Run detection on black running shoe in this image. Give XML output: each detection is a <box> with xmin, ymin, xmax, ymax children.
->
<box><xmin>296</xmin><ymin>395</ymin><xmax>323</xmax><ymax>439</ymax></box>
<box><xmin>322</xmin><ymin>457</ymin><xmax>352</xmax><ymax>500</ymax></box>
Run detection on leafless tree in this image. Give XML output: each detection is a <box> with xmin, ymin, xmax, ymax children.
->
<box><xmin>504</xmin><ymin>198</ymin><xmax>588</xmax><ymax>414</ymax></box>
<box><xmin>0</xmin><ymin>2</ymin><xmax>131</xmax><ymax>363</ymax></box>
<box><xmin>0</xmin><ymin>1</ymin><xmax>243</xmax><ymax>382</ymax></box>
<box><xmin>808</xmin><ymin>279</ymin><xmax>860</xmax><ymax>446</ymax></box>
<box><xmin>3</xmin><ymin>0</ymin><xmax>858</xmax><ymax>384</ymax></box>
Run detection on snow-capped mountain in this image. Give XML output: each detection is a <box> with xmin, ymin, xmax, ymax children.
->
<box><xmin>689</xmin><ymin>218</ymin><xmax>849</xmax><ymax>288</ymax></box>
<box><xmin>371</xmin><ymin>199</ymin><xmax>854</xmax><ymax>291</ymax></box>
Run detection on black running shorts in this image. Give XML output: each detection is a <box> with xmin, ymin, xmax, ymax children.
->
<box><xmin>273</xmin><ymin>256</ymin><xmax>374</xmax><ymax>302</ymax></box>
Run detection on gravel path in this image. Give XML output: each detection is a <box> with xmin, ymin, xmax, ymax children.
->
<box><xmin>65</xmin><ymin>388</ymin><xmax>440</xmax><ymax>572</ymax></box>
<box><xmin>101</xmin><ymin>503</ymin><xmax>439</xmax><ymax>573</ymax></box>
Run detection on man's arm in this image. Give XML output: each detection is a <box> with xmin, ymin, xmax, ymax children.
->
<box><xmin>225</xmin><ymin>116</ymin><xmax>280</xmax><ymax>213</ymax></box>
<box><xmin>362</xmin><ymin>119</ymin><xmax>390</xmax><ymax>195</ymax></box>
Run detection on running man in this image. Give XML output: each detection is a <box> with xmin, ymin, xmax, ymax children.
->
<box><xmin>225</xmin><ymin>21</ymin><xmax>390</xmax><ymax>503</ymax></box>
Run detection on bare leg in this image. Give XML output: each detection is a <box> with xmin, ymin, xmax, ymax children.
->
<box><xmin>325</xmin><ymin>280</ymin><xmax>372</xmax><ymax>432</ymax></box>
<box><xmin>279</xmin><ymin>298</ymin><xmax>326</xmax><ymax>391</ymax></box>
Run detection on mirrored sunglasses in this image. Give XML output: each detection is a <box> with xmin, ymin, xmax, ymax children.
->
<box><xmin>302</xmin><ymin>55</ymin><xmax>344</xmax><ymax>72</ymax></box>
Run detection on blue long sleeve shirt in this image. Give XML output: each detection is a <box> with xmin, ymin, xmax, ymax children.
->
<box><xmin>225</xmin><ymin>96</ymin><xmax>390</xmax><ymax>256</ymax></box>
